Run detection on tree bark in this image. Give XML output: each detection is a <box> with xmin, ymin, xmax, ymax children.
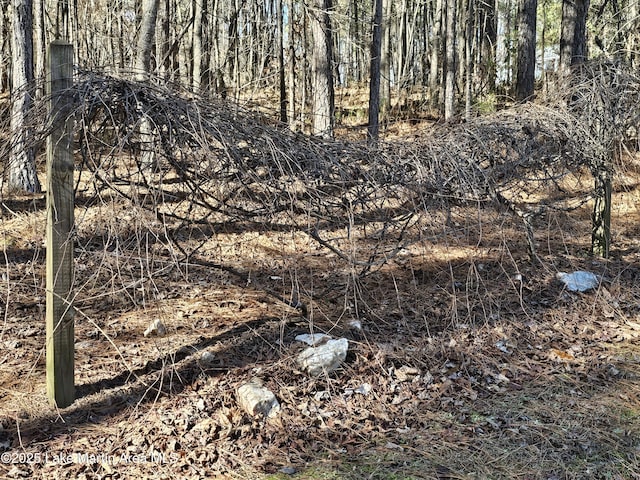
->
<box><xmin>559</xmin><ymin>0</ymin><xmax>590</xmax><ymax>76</ymax></box>
<box><xmin>443</xmin><ymin>0</ymin><xmax>457</xmax><ymax>121</ymax></box>
<box><xmin>33</xmin><ymin>0</ymin><xmax>45</xmax><ymax>96</ymax></box>
<box><xmin>464</xmin><ymin>0</ymin><xmax>474</xmax><ymax>120</ymax></box>
<box><xmin>368</xmin><ymin>0</ymin><xmax>383</xmax><ymax>142</ymax></box>
<box><xmin>0</xmin><ymin>1</ymin><xmax>7</xmax><ymax>93</ymax></box>
<box><xmin>136</xmin><ymin>0</ymin><xmax>160</xmax><ymax>78</ymax></box>
<box><xmin>515</xmin><ymin>0</ymin><xmax>537</xmax><ymax>101</ymax></box>
<box><xmin>429</xmin><ymin>0</ymin><xmax>443</xmax><ymax>105</ymax></box>
<box><xmin>277</xmin><ymin>0</ymin><xmax>287</xmax><ymax>123</ymax></box>
<box><xmin>192</xmin><ymin>0</ymin><xmax>205</xmax><ymax>93</ymax></box>
<box><xmin>479</xmin><ymin>0</ymin><xmax>497</xmax><ymax>96</ymax></box>
<box><xmin>135</xmin><ymin>0</ymin><xmax>160</xmax><ymax>172</ymax></box>
<box><xmin>8</xmin><ymin>0</ymin><xmax>41</xmax><ymax>193</ymax></box>
<box><xmin>310</xmin><ymin>0</ymin><xmax>335</xmax><ymax>138</ymax></box>
<box><xmin>380</xmin><ymin>0</ymin><xmax>391</xmax><ymax>115</ymax></box>
<box><xmin>287</xmin><ymin>0</ymin><xmax>296</xmax><ymax>128</ymax></box>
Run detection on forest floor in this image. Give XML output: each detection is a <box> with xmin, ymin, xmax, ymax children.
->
<box><xmin>1</xmin><ymin>112</ymin><xmax>640</xmax><ymax>480</ymax></box>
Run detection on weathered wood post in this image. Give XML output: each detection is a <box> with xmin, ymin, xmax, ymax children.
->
<box><xmin>46</xmin><ymin>41</ymin><xmax>75</xmax><ymax>408</ymax></box>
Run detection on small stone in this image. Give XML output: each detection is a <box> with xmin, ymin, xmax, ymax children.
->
<box><xmin>295</xmin><ymin>333</ymin><xmax>330</xmax><ymax>346</ymax></box>
<box><xmin>345</xmin><ymin>383</ymin><xmax>372</xmax><ymax>396</ymax></box>
<box><xmin>143</xmin><ymin>318</ymin><xmax>166</xmax><ymax>337</ymax></box>
<box><xmin>347</xmin><ymin>319</ymin><xmax>362</xmax><ymax>331</ymax></box>
<box><xmin>297</xmin><ymin>338</ymin><xmax>349</xmax><ymax>376</ymax></box>
<box><xmin>199</xmin><ymin>351</ymin><xmax>216</xmax><ymax>365</ymax></box>
<box><xmin>237</xmin><ymin>378</ymin><xmax>281</xmax><ymax>418</ymax></box>
<box><xmin>394</xmin><ymin>365</ymin><xmax>420</xmax><ymax>382</ymax></box>
<box><xmin>556</xmin><ymin>271</ymin><xmax>599</xmax><ymax>292</ymax></box>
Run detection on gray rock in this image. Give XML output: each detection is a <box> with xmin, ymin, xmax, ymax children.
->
<box><xmin>297</xmin><ymin>338</ymin><xmax>349</xmax><ymax>376</ymax></box>
<box><xmin>237</xmin><ymin>378</ymin><xmax>281</xmax><ymax>418</ymax></box>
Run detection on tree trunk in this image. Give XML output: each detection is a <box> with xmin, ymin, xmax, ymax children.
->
<box><xmin>135</xmin><ymin>0</ymin><xmax>160</xmax><ymax>172</ymax></box>
<box><xmin>192</xmin><ymin>0</ymin><xmax>205</xmax><ymax>93</ymax></box>
<box><xmin>429</xmin><ymin>0</ymin><xmax>443</xmax><ymax>105</ymax></box>
<box><xmin>287</xmin><ymin>0</ymin><xmax>296</xmax><ymax>128</ymax></box>
<box><xmin>277</xmin><ymin>0</ymin><xmax>287</xmax><ymax>123</ymax></box>
<box><xmin>368</xmin><ymin>0</ymin><xmax>383</xmax><ymax>142</ymax></box>
<box><xmin>33</xmin><ymin>0</ymin><xmax>45</xmax><ymax>96</ymax></box>
<box><xmin>515</xmin><ymin>0</ymin><xmax>537</xmax><ymax>101</ymax></box>
<box><xmin>155</xmin><ymin>0</ymin><xmax>170</xmax><ymax>78</ymax></box>
<box><xmin>135</xmin><ymin>0</ymin><xmax>160</xmax><ymax>78</ymax></box>
<box><xmin>479</xmin><ymin>0</ymin><xmax>497</xmax><ymax>97</ymax></box>
<box><xmin>443</xmin><ymin>0</ymin><xmax>457</xmax><ymax>121</ymax></box>
<box><xmin>380</xmin><ymin>0</ymin><xmax>391</xmax><ymax>116</ymax></box>
<box><xmin>310</xmin><ymin>0</ymin><xmax>335</xmax><ymax>138</ymax></box>
<box><xmin>7</xmin><ymin>0</ymin><xmax>41</xmax><ymax>193</ymax></box>
<box><xmin>0</xmin><ymin>1</ymin><xmax>7</xmax><ymax>93</ymax></box>
<box><xmin>559</xmin><ymin>0</ymin><xmax>590</xmax><ymax>76</ymax></box>
<box><xmin>464</xmin><ymin>0</ymin><xmax>474</xmax><ymax>120</ymax></box>
<box><xmin>496</xmin><ymin>0</ymin><xmax>514</xmax><ymax>96</ymax></box>
<box><xmin>628</xmin><ymin>0</ymin><xmax>639</xmax><ymax>67</ymax></box>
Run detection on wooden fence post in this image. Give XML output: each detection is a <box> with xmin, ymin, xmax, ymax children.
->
<box><xmin>46</xmin><ymin>41</ymin><xmax>75</xmax><ymax>408</ymax></box>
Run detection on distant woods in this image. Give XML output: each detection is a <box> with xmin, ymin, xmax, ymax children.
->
<box><xmin>0</xmin><ymin>0</ymin><xmax>638</xmax><ymax>130</ymax></box>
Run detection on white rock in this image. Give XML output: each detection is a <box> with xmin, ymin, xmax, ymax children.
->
<box><xmin>143</xmin><ymin>318</ymin><xmax>166</xmax><ymax>337</ymax></box>
<box><xmin>345</xmin><ymin>383</ymin><xmax>372</xmax><ymax>396</ymax></box>
<box><xmin>297</xmin><ymin>338</ymin><xmax>349</xmax><ymax>376</ymax></box>
<box><xmin>295</xmin><ymin>333</ymin><xmax>330</xmax><ymax>346</ymax></box>
<box><xmin>347</xmin><ymin>319</ymin><xmax>362</xmax><ymax>331</ymax></box>
<box><xmin>556</xmin><ymin>271</ymin><xmax>599</xmax><ymax>292</ymax></box>
<box><xmin>237</xmin><ymin>379</ymin><xmax>281</xmax><ymax>418</ymax></box>
<box><xmin>394</xmin><ymin>365</ymin><xmax>421</xmax><ymax>382</ymax></box>
<box><xmin>199</xmin><ymin>351</ymin><xmax>216</xmax><ymax>365</ymax></box>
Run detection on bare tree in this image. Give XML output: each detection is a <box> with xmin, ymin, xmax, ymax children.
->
<box><xmin>515</xmin><ymin>0</ymin><xmax>537</xmax><ymax>100</ymax></box>
<box><xmin>135</xmin><ymin>0</ymin><xmax>160</xmax><ymax>79</ymax></box>
<box><xmin>7</xmin><ymin>0</ymin><xmax>41</xmax><ymax>193</ymax></box>
<box><xmin>443</xmin><ymin>0</ymin><xmax>457</xmax><ymax>121</ymax></box>
<box><xmin>135</xmin><ymin>0</ymin><xmax>160</xmax><ymax>171</ymax></box>
<box><xmin>368</xmin><ymin>0</ymin><xmax>383</xmax><ymax>142</ymax></box>
<box><xmin>277</xmin><ymin>0</ymin><xmax>287</xmax><ymax>123</ymax></box>
<box><xmin>429</xmin><ymin>0</ymin><xmax>443</xmax><ymax>105</ymax></box>
<box><xmin>310</xmin><ymin>0</ymin><xmax>335</xmax><ymax>138</ymax></box>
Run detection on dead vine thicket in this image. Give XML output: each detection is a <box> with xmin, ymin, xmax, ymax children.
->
<box><xmin>0</xmin><ymin>62</ymin><xmax>639</xmax><ymax>316</ymax></box>
<box><xmin>0</xmin><ymin>61</ymin><xmax>637</xmax><ymax>319</ymax></box>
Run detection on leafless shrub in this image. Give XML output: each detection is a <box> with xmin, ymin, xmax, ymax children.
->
<box><xmin>0</xmin><ymin>61</ymin><xmax>638</xmax><ymax>312</ymax></box>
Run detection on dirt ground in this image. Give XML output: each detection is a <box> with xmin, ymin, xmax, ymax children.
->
<box><xmin>2</xmin><ymin>142</ymin><xmax>640</xmax><ymax>480</ymax></box>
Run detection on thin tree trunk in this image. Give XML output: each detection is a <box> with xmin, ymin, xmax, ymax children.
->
<box><xmin>443</xmin><ymin>0</ymin><xmax>457</xmax><ymax>120</ymax></box>
<box><xmin>7</xmin><ymin>0</ymin><xmax>41</xmax><ymax>193</ymax></box>
<box><xmin>135</xmin><ymin>0</ymin><xmax>160</xmax><ymax>172</ymax></box>
<box><xmin>33</xmin><ymin>0</ymin><xmax>45</xmax><ymax>97</ymax></box>
<box><xmin>464</xmin><ymin>0</ymin><xmax>474</xmax><ymax>120</ymax></box>
<box><xmin>628</xmin><ymin>0</ymin><xmax>639</xmax><ymax>67</ymax></box>
<box><xmin>155</xmin><ymin>0</ymin><xmax>170</xmax><ymax>78</ymax></box>
<box><xmin>287</xmin><ymin>0</ymin><xmax>296</xmax><ymax>128</ymax></box>
<box><xmin>380</xmin><ymin>0</ymin><xmax>391</xmax><ymax>116</ymax></box>
<box><xmin>136</xmin><ymin>0</ymin><xmax>160</xmax><ymax>78</ymax></box>
<box><xmin>429</xmin><ymin>0</ymin><xmax>443</xmax><ymax>105</ymax></box>
<box><xmin>480</xmin><ymin>0</ymin><xmax>497</xmax><ymax>97</ymax></box>
<box><xmin>496</xmin><ymin>0</ymin><xmax>513</xmax><ymax>97</ymax></box>
<box><xmin>368</xmin><ymin>0</ymin><xmax>383</xmax><ymax>142</ymax></box>
<box><xmin>0</xmin><ymin>1</ymin><xmax>7</xmax><ymax>93</ymax></box>
<box><xmin>192</xmin><ymin>0</ymin><xmax>205</xmax><ymax>93</ymax></box>
<box><xmin>277</xmin><ymin>0</ymin><xmax>287</xmax><ymax>123</ymax></box>
<box><xmin>310</xmin><ymin>0</ymin><xmax>335</xmax><ymax>138</ymax></box>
